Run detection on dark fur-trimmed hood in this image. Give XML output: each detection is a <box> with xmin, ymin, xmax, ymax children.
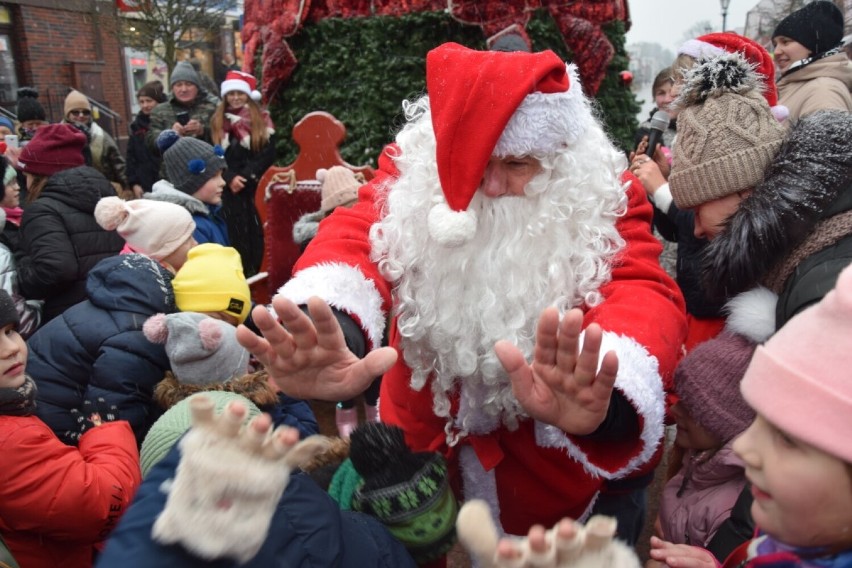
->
<box><xmin>703</xmin><ymin>110</ymin><xmax>852</xmax><ymax>300</ymax></box>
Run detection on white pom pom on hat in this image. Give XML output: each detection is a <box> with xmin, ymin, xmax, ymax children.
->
<box><xmin>427</xmin><ymin>199</ymin><xmax>477</xmax><ymax>247</ymax></box>
<box><xmin>94</xmin><ymin>196</ymin><xmax>129</xmax><ymax>231</ymax></box>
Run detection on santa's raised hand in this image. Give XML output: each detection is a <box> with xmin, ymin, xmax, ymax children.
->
<box><xmin>236</xmin><ymin>296</ymin><xmax>397</xmax><ymax>401</ymax></box>
<box><xmin>495</xmin><ymin>308</ymin><xmax>619</xmax><ymax>435</ymax></box>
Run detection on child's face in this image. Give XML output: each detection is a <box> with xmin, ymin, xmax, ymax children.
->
<box><xmin>734</xmin><ymin>414</ymin><xmax>852</xmax><ymax>548</ymax></box>
<box><xmin>2</xmin><ymin>179</ymin><xmax>20</xmax><ymax>208</ymax></box>
<box><xmin>0</xmin><ymin>323</ymin><xmax>26</xmax><ymax>388</ymax></box>
<box><xmin>137</xmin><ymin>95</ymin><xmax>158</xmax><ymax>115</ymax></box>
<box><xmin>194</xmin><ymin>171</ymin><xmax>225</xmax><ymax>206</ymax></box>
<box><xmin>226</xmin><ymin>91</ymin><xmax>249</xmax><ymax>110</ymax></box>
<box><xmin>671</xmin><ymin>402</ymin><xmax>721</xmax><ymax>451</ymax></box>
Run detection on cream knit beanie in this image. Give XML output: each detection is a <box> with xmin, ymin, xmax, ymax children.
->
<box><xmin>95</xmin><ymin>196</ymin><xmax>196</xmax><ymax>261</ymax></box>
<box><xmin>317</xmin><ymin>166</ymin><xmax>360</xmax><ymax>214</ymax></box>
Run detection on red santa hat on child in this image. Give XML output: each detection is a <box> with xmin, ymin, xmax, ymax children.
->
<box><xmin>678</xmin><ymin>32</ymin><xmax>788</xmax><ymax>121</ymax></box>
<box><xmin>221</xmin><ymin>70</ymin><xmax>262</xmax><ymax>102</ymax></box>
<box><xmin>424</xmin><ymin>42</ymin><xmax>592</xmax><ymax>247</ymax></box>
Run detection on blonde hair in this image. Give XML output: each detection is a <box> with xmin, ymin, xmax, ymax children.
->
<box><xmin>210</xmin><ymin>97</ymin><xmax>270</xmax><ymax>152</ymax></box>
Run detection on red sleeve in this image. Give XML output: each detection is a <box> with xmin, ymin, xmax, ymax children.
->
<box><xmin>0</xmin><ymin>419</ymin><xmax>141</xmax><ymax>542</ymax></box>
<box><xmin>282</xmin><ymin>146</ymin><xmax>401</xmax><ymax>349</ymax></box>
<box><xmin>565</xmin><ymin>171</ymin><xmax>686</xmax><ymax>477</ymax></box>
<box><xmin>587</xmin><ymin>171</ymin><xmax>686</xmax><ymax>383</ymax></box>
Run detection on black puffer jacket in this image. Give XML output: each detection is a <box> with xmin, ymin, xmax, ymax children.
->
<box><xmin>16</xmin><ymin>166</ymin><xmax>124</xmax><ymax>323</ymax></box>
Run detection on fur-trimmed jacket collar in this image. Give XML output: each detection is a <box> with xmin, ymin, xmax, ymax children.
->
<box><xmin>292</xmin><ymin>209</ymin><xmax>324</xmax><ymax>247</ymax></box>
<box><xmin>144</xmin><ymin>179</ymin><xmax>210</xmax><ymax>217</ymax></box>
<box><xmin>703</xmin><ymin>110</ymin><xmax>852</xmax><ymax>301</ymax></box>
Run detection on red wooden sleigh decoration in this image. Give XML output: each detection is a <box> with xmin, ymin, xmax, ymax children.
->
<box><xmin>251</xmin><ymin>111</ymin><xmax>374</xmax><ymax>305</ymax></box>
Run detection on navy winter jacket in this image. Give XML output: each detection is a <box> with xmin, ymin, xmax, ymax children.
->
<box><xmin>97</xmin><ymin>439</ymin><xmax>417</xmax><ymax>568</ymax></box>
<box><xmin>28</xmin><ymin>253</ymin><xmax>177</xmax><ymax>446</ymax></box>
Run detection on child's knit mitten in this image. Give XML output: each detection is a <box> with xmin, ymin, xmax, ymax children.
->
<box><xmin>152</xmin><ymin>395</ymin><xmax>330</xmax><ymax>563</ymax></box>
<box><xmin>457</xmin><ymin>500</ymin><xmax>641</xmax><ymax>568</ymax></box>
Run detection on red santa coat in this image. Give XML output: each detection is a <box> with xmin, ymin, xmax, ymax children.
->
<box><xmin>283</xmin><ymin>146</ymin><xmax>686</xmax><ymax>536</ymax></box>
<box><xmin>0</xmin><ymin>415</ymin><xmax>141</xmax><ymax>568</ymax></box>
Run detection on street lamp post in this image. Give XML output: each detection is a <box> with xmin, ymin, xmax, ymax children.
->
<box><xmin>720</xmin><ymin>0</ymin><xmax>731</xmax><ymax>31</ymax></box>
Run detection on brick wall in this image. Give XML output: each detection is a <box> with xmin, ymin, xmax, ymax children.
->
<box><xmin>14</xmin><ymin>0</ymin><xmax>130</xmax><ymax>142</ymax></box>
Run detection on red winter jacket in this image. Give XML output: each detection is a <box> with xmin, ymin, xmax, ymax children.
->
<box><xmin>0</xmin><ymin>415</ymin><xmax>141</xmax><ymax>568</ymax></box>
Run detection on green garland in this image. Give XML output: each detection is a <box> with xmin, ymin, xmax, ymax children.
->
<box><xmin>268</xmin><ymin>10</ymin><xmax>639</xmax><ymax>167</ymax></box>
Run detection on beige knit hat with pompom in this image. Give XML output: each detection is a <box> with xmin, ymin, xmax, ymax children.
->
<box><xmin>95</xmin><ymin>196</ymin><xmax>196</xmax><ymax>260</ymax></box>
<box><xmin>317</xmin><ymin>166</ymin><xmax>361</xmax><ymax>214</ymax></box>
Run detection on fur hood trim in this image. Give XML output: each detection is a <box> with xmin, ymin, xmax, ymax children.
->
<box><xmin>703</xmin><ymin>110</ymin><xmax>852</xmax><ymax>299</ymax></box>
<box><xmin>153</xmin><ymin>370</ymin><xmax>278</xmax><ymax>410</ymax></box>
<box><xmin>144</xmin><ymin>180</ymin><xmax>210</xmax><ymax>217</ymax></box>
<box><xmin>293</xmin><ymin>209</ymin><xmax>324</xmax><ymax>246</ymax></box>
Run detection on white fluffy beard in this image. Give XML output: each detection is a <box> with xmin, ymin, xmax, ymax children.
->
<box><xmin>370</xmin><ymin>100</ymin><xmax>628</xmax><ymax>441</ymax></box>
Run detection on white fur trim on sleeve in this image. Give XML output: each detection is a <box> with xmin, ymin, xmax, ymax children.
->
<box><xmin>535</xmin><ymin>331</ymin><xmax>665</xmax><ymax>480</ymax></box>
<box><xmin>276</xmin><ymin>262</ymin><xmax>386</xmax><ymax>350</ymax></box>
<box><xmin>650</xmin><ymin>182</ymin><xmax>673</xmax><ymax>213</ymax></box>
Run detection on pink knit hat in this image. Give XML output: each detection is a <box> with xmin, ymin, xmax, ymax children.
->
<box><xmin>741</xmin><ymin>263</ymin><xmax>852</xmax><ymax>463</ymax></box>
<box><xmin>94</xmin><ymin>196</ymin><xmax>196</xmax><ymax>261</ymax></box>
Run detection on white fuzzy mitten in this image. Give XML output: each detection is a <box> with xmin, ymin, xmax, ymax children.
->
<box><xmin>457</xmin><ymin>500</ymin><xmax>641</xmax><ymax>568</ymax></box>
<box><xmin>152</xmin><ymin>395</ymin><xmax>331</xmax><ymax>563</ymax></box>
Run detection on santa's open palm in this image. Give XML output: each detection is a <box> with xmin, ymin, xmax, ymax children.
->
<box><xmin>495</xmin><ymin>308</ymin><xmax>618</xmax><ymax>435</ymax></box>
<box><xmin>236</xmin><ymin>296</ymin><xmax>397</xmax><ymax>401</ymax></box>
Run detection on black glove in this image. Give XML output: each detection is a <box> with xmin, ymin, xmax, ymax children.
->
<box><xmin>65</xmin><ymin>397</ymin><xmax>120</xmax><ymax>444</ymax></box>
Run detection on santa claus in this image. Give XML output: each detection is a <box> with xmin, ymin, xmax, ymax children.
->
<box><xmin>237</xmin><ymin>43</ymin><xmax>686</xmax><ymax>546</ymax></box>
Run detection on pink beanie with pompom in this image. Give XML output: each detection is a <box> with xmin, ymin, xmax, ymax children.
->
<box><xmin>95</xmin><ymin>196</ymin><xmax>196</xmax><ymax>261</ymax></box>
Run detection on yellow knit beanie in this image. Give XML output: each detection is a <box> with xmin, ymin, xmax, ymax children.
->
<box><xmin>172</xmin><ymin>244</ymin><xmax>251</xmax><ymax>324</ymax></box>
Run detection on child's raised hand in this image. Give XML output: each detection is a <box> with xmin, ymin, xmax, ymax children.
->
<box><xmin>151</xmin><ymin>395</ymin><xmax>332</xmax><ymax>563</ymax></box>
<box><xmin>648</xmin><ymin>536</ymin><xmax>719</xmax><ymax>568</ymax></box>
<box><xmin>457</xmin><ymin>500</ymin><xmax>640</xmax><ymax>568</ymax></box>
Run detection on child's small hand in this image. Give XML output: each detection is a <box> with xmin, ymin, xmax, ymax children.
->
<box><xmin>648</xmin><ymin>536</ymin><xmax>718</xmax><ymax>568</ymax></box>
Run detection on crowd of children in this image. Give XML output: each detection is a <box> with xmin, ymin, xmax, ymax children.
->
<box><xmin>0</xmin><ymin>6</ymin><xmax>851</xmax><ymax>567</ymax></box>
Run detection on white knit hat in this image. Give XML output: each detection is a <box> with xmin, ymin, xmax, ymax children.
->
<box><xmin>94</xmin><ymin>196</ymin><xmax>196</xmax><ymax>260</ymax></box>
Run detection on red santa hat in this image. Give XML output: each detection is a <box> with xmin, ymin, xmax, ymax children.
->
<box><xmin>678</xmin><ymin>32</ymin><xmax>788</xmax><ymax>121</ymax></box>
<box><xmin>424</xmin><ymin>42</ymin><xmax>591</xmax><ymax>246</ymax></box>
<box><xmin>221</xmin><ymin>70</ymin><xmax>262</xmax><ymax>102</ymax></box>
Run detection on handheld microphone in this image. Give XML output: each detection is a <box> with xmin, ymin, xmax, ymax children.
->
<box><xmin>646</xmin><ymin>110</ymin><xmax>670</xmax><ymax>158</ymax></box>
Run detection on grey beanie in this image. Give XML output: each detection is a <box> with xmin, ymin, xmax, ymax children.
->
<box><xmin>670</xmin><ymin>53</ymin><xmax>786</xmax><ymax>209</ymax></box>
<box><xmin>143</xmin><ymin>312</ymin><xmax>250</xmax><ymax>386</ymax></box>
<box><xmin>170</xmin><ymin>60</ymin><xmax>201</xmax><ymax>88</ymax></box>
<box><xmin>159</xmin><ymin>132</ymin><xmax>227</xmax><ymax>195</ymax></box>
